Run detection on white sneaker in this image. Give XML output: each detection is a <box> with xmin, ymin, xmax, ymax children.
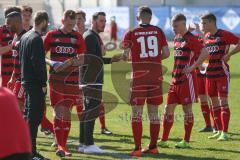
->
<box><xmin>83</xmin><ymin>145</ymin><xmax>104</xmax><ymax>154</ymax></box>
<box><xmin>78</xmin><ymin>144</ymin><xmax>86</xmax><ymax>153</ymax></box>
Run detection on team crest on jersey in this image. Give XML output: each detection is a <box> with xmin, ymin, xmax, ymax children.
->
<box><xmin>55</xmin><ymin>38</ymin><xmax>60</xmax><ymax>42</ymax></box>
<box><xmin>181</xmin><ymin>41</ymin><xmax>186</xmax><ymax>48</ymax></box>
<box><xmin>71</xmin><ymin>38</ymin><xmax>77</xmax><ymax>44</ymax></box>
<box><xmin>215</xmin><ymin>37</ymin><xmax>221</xmax><ymax>42</ymax></box>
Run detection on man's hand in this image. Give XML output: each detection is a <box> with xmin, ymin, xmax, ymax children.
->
<box><xmin>7</xmin><ymin>79</ymin><xmax>14</xmax><ymax>90</ymax></box>
<box><xmin>52</xmin><ymin>61</ymin><xmax>64</xmax><ymax>72</ymax></box>
<box><xmin>72</xmin><ymin>56</ymin><xmax>84</xmax><ymax>66</ymax></box>
<box><xmin>42</xmin><ymin>86</ymin><xmax>47</xmax><ymax>95</ymax></box>
<box><xmin>222</xmin><ymin>53</ymin><xmax>231</xmax><ymax>63</ymax></box>
<box><xmin>182</xmin><ymin>66</ymin><xmax>194</xmax><ymax>74</ymax></box>
<box><xmin>111</xmin><ymin>54</ymin><xmax>123</xmax><ymax>62</ymax></box>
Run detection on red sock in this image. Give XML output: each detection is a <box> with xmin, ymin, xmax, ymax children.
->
<box><xmin>150</xmin><ymin>118</ymin><xmax>160</xmax><ymax>147</ymax></box>
<box><xmin>41</xmin><ymin>114</ymin><xmax>54</xmax><ymax>133</ymax></box>
<box><xmin>99</xmin><ymin>103</ymin><xmax>106</xmax><ymax>129</ymax></box>
<box><xmin>76</xmin><ymin>105</ymin><xmax>83</xmax><ymax>121</ymax></box>
<box><xmin>200</xmin><ymin>104</ymin><xmax>211</xmax><ymax>126</ymax></box>
<box><xmin>161</xmin><ymin>114</ymin><xmax>174</xmax><ymax>141</ymax></box>
<box><xmin>62</xmin><ymin>120</ymin><xmax>71</xmax><ymax>148</ymax></box>
<box><xmin>132</xmin><ymin>114</ymin><xmax>142</xmax><ymax>149</ymax></box>
<box><xmin>209</xmin><ymin>105</ymin><xmax>216</xmax><ymax>129</ymax></box>
<box><xmin>213</xmin><ymin>106</ymin><xmax>222</xmax><ymax>131</ymax></box>
<box><xmin>53</xmin><ymin>118</ymin><xmax>63</xmax><ymax>147</ymax></box>
<box><xmin>221</xmin><ymin>106</ymin><xmax>230</xmax><ymax>132</ymax></box>
<box><xmin>184</xmin><ymin>113</ymin><xmax>194</xmax><ymax>142</ymax></box>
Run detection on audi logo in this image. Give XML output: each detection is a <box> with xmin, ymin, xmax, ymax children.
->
<box><xmin>206</xmin><ymin>45</ymin><xmax>219</xmax><ymax>53</ymax></box>
<box><xmin>55</xmin><ymin>46</ymin><xmax>75</xmax><ymax>54</ymax></box>
<box><xmin>174</xmin><ymin>50</ymin><xmax>183</xmax><ymax>57</ymax></box>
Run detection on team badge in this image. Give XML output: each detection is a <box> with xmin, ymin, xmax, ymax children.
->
<box><xmin>71</xmin><ymin>38</ymin><xmax>77</xmax><ymax>44</ymax></box>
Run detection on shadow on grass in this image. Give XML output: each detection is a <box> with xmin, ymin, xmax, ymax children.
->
<box><xmin>57</xmin><ymin>151</ymin><xmax>229</xmax><ymax>160</ymax></box>
<box><xmin>195</xmin><ymin>147</ymin><xmax>240</xmax><ymax>154</ymax></box>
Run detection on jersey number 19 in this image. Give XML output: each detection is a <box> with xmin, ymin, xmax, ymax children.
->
<box><xmin>137</xmin><ymin>36</ymin><xmax>158</xmax><ymax>58</ymax></box>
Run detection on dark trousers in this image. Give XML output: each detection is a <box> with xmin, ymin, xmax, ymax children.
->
<box><xmin>79</xmin><ymin>85</ymin><xmax>102</xmax><ymax>145</ymax></box>
<box><xmin>23</xmin><ymin>85</ymin><xmax>45</xmax><ymax>154</ymax></box>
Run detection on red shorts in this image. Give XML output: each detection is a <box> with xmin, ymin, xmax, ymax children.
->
<box><xmin>206</xmin><ymin>77</ymin><xmax>229</xmax><ymax>97</ymax></box>
<box><xmin>197</xmin><ymin>76</ymin><xmax>207</xmax><ymax>95</ymax></box>
<box><xmin>49</xmin><ymin>84</ymin><xmax>83</xmax><ymax>107</ymax></box>
<box><xmin>129</xmin><ymin>80</ymin><xmax>163</xmax><ymax>106</ymax></box>
<box><xmin>167</xmin><ymin>74</ymin><xmax>198</xmax><ymax>105</ymax></box>
<box><xmin>12</xmin><ymin>81</ymin><xmax>25</xmax><ymax>101</ymax></box>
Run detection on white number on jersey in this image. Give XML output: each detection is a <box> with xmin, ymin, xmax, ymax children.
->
<box><xmin>137</xmin><ymin>36</ymin><xmax>158</xmax><ymax>58</ymax></box>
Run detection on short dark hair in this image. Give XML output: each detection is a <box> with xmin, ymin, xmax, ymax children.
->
<box><xmin>21</xmin><ymin>5</ymin><xmax>33</xmax><ymax>14</ymax></box>
<box><xmin>63</xmin><ymin>10</ymin><xmax>76</xmax><ymax>20</ymax></box>
<box><xmin>138</xmin><ymin>6</ymin><xmax>152</xmax><ymax>17</ymax></box>
<box><xmin>4</xmin><ymin>6</ymin><xmax>21</xmax><ymax>18</ymax></box>
<box><xmin>34</xmin><ymin>11</ymin><xmax>48</xmax><ymax>26</ymax></box>
<box><xmin>76</xmin><ymin>10</ymin><xmax>86</xmax><ymax>20</ymax></box>
<box><xmin>200</xmin><ymin>13</ymin><xmax>217</xmax><ymax>25</ymax></box>
<box><xmin>6</xmin><ymin>11</ymin><xmax>21</xmax><ymax>19</ymax></box>
<box><xmin>172</xmin><ymin>13</ymin><xmax>186</xmax><ymax>23</ymax></box>
<box><xmin>92</xmin><ymin>12</ymin><xmax>106</xmax><ymax>21</ymax></box>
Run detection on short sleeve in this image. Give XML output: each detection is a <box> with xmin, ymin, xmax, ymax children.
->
<box><xmin>43</xmin><ymin>31</ymin><xmax>51</xmax><ymax>52</ymax></box>
<box><xmin>223</xmin><ymin>30</ymin><xmax>239</xmax><ymax>45</ymax></box>
<box><xmin>121</xmin><ymin>30</ymin><xmax>132</xmax><ymax>49</ymax></box>
<box><xmin>189</xmin><ymin>35</ymin><xmax>203</xmax><ymax>56</ymax></box>
<box><xmin>159</xmin><ymin>29</ymin><xmax>168</xmax><ymax>47</ymax></box>
<box><xmin>76</xmin><ymin>34</ymin><xmax>86</xmax><ymax>54</ymax></box>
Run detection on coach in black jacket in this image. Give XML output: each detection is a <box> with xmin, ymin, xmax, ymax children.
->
<box><xmin>20</xmin><ymin>11</ymin><xmax>49</xmax><ymax>160</ymax></box>
<box><xmin>79</xmin><ymin>12</ymin><xmax>120</xmax><ymax>154</ymax></box>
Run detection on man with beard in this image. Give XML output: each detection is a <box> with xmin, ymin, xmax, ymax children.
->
<box><xmin>19</xmin><ymin>11</ymin><xmax>49</xmax><ymax>160</ymax></box>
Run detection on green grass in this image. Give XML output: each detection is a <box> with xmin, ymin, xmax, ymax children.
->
<box><xmin>39</xmin><ymin>48</ymin><xmax>240</xmax><ymax>160</ymax></box>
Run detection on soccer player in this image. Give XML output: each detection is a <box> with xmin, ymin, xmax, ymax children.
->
<box><xmin>121</xmin><ymin>6</ymin><xmax>170</xmax><ymax>157</ymax></box>
<box><xmin>0</xmin><ymin>88</ymin><xmax>31</xmax><ymax>160</ymax></box>
<box><xmin>200</xmin><ymin>13</ymin><xmax>240</xmax><ymax>140</ymax></box>
<box><xmin>20</xmin><ymin>5</ymin><xmax>33</xmax><ymax>31</ymax></box>
<box><xmin>189</xmin><ymin>23</ymin><xmax>215</xmax><ymax>132</ymax></box>
<box><xmin>44</xmin><ymin>10</ymin><xmax>85</xmax><ymax>157</ymax></box>
<box><xmin>5</xmin><ymin>11</ymin><xmax>26</xmax><ymax>112</ymax></box>
<box><xmin>109</xmin><ymin>16</ymin><xmax>118</xmax><ymax>43</ymax></box>
<box><xmin>20</xmin><ymin>11</ymin><xmax>49</xmax><ymax>160</ymax></box>
<box><xmin>75</xmin><ymin>10</ymin><xmax>112</xmax><ymax>135</ymax></box>
<box><xmin>0</xmin><ymin>6</ymin><xmax>21</xmax><ymax>87</ymax></box>
<box><xmin>158</xmin><ymin>13</ymin><xmax>209</xmax><ymax>148</ymax></box>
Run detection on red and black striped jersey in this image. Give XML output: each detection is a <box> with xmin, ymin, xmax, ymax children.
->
<box><xmin>0</xmin><ymin>25</ymin><xmax>14</xmax><ymax>86</ymax></box>
<box><xmin>44</xmin><ymin>29</ymin><xmax>86</xmax><ymax>85</ymax></box>
<box><xmin>122</xmin><ymin>24</ymin><xmax>168</xmax><ymax>79</ymax></box>
<box><xmin>172</xmin><ymin>31</ymin><xmax>203</xmax><ymax>84</ymax></box>
<box><xmin>204</xmin><ymin>29</ymin><xmax>239</xmax><ymax>79</ymax></box>
<box><xmin>12</xmin><ymin>30</ymin><xmax>27</xmax><ymax>82</ymax></box>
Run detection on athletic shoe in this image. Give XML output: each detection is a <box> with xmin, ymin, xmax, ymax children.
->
<box><xmin>83</xmin><ymin>145</ymin><xmax>105</xmax><ymax>154</ymax></box>
<box><xmin>198</xmin><ymin>126</ymin><xmax>213</xmax><ymax>132</ymax></box>
<box><xmin>40</xmin><ymin>128</ymin><xmax>52</xmax><ymax>135</ymax></box>
<box><xmin>175</xmin><ymin>140</ymin><xmax>190</xmax><ymax>148</ymax></box>
<box><xmin>78</xmin><ymin>144</ymin><xmax>86</xmax><ymax>153</ymax></box>
<box><xmin>56</xmin><ymin>148</ymin><xmax>65</xmax><ymax>157</ymax></box>
<box><xmin>217</xmin><ymin>132</ymin><xmax>229</xmax><ymax>141</ymax></box>
<box><xmin>62</xmin><ymin>147</ymin><xmax>72</xmax><ymax>157</ymax></box>
<box><xmin>141</xmin><ymin>145</ymin><xmax>158</xmax><ymax>154</ymax></box>
<box><xmin>212</xmin><ymin>128</ymin><xmax>218</xmax><ymax>134</ymax></box>
<box><xmin>101</xmin><ymin>128</ymin><xmax>112</xmax><ymax>135</ymax></box>
<box><xmin>158</xmin><ymin>140</ymin><xmax>169</xmax><ymax>148</ymax></box>
<box><xmin>32</xmin><ymin>152</ymin><xmax>50</xmax><ymax>160</ymax></box>
<box><xmin>131</xmin><ymin>148</ymin><xmax>142</xmax><ymax>157</ymax></box>
<box><xmin>208</xmin><ymin>131</ymin><xmax>221</xmax><ymax>139</ymax></box>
